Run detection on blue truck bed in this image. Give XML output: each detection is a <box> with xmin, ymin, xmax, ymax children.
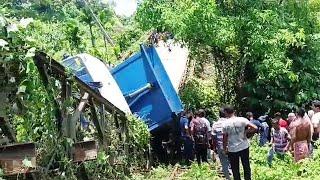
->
<box><xmin>111</xmin><ymin>45</ymin><xmax>183</xmax><ymax>131</ymax></box>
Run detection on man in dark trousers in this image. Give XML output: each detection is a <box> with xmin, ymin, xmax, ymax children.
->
<box><xmin>223</xmin><ymin>106</ymin><xmax>257</xmax><ymax>180</ymax></box>
<box><xmin>179</xmin><ymin>110</ymin><xmax>194</xmax><ymax>165</ymax></box>
<box><xmin>190</xmin><ymin>111</ymin><xmax>208</xmax><ymax>165</ymax></box>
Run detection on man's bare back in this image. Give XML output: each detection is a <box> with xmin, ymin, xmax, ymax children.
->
<box><xmin>292</xmin><ymin>117</ymin><xmax>312</xmax><ymax>143</ymax></box>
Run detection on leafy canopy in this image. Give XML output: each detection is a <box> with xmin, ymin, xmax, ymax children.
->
<box><xmin>137</xmin><ymin>0</ymin><xmax>320</xmax><ymax>114</ymax></box>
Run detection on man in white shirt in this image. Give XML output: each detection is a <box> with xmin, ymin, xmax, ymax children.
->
<box><xmin>198</xmin><ymin>109</ymin><xmax>211</xmax><ymax>136</ymax></box>
<box><xmin>212</xmin><ymin>108</ymin><xmax>231</xmax><ymax>180</ymax></box>
<box><xmin>311</xmin><ymin>100</ymin><xmax>320</xmax><ymax>146</ymax></box>
<box><xmin>223</xmin><ymin>105</ymin><xmax>257</xmax><ymax>180</ymax></box>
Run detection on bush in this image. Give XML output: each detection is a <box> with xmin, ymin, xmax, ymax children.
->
<box><xmin>180</xmin><ymin>78</ymin><xmax>220</xmax><ymax>119</ymax></box>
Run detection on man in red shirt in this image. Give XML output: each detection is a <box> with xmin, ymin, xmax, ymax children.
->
<box><xmin>275</xmin><ymin>112</ymin><xmax>288</xmax><ymax>129</ymax></box>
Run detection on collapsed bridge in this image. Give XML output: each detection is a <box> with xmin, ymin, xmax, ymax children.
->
<box><xmin>0</xmin><ymin>43</ymin><xmax>189</xmax><ymax>178</ymax></box>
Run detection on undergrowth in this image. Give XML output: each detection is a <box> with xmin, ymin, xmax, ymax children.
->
<box><xmin>131</xmin><ymin>137</ymin><xmax>320</xmax><ymax>180</ymax></box>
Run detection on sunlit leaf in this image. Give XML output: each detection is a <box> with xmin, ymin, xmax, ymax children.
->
<box><xmin>0</xmin><ymin>16</ymin><xmax>6</xmax><ymax>28</ymax></box>
<box><xmin>19</xmin><ymin>18</ymin><xmax>33</xmax><ymax>28</ymax></box>
<box><xmin>7</xmin><ymin>23</ymin><xmax>18</xmax><ymax>32</ymax></box>
<box><xmin>0</xmin><ymin>39</ymin><xmax>8</xmax><ymax>47</ymax></box>
<box><xmin>17</xmin><ymin>85</ymin><xmax>27</xmax><ymax>94</ymax></box>
<box><xmin>22</xmin><ymin>158</ymin><xmax>33</xmax><ymax>168</ymax></box>
<box><xmin>25</xmin><ymin>47</ymin><xmax>36</xmax><ymax>58</ymax></box>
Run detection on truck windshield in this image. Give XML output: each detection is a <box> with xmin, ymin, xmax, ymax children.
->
<box><xmin>62</xmin><ymin>57</ymin><xmax>84</xmax><ymax>72</ymax></box>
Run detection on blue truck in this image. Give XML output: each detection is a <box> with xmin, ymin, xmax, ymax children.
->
<box><xmin>62</xmin><ymin>44</ymin><xmax>184</xmax><ymax>133</ymax></box>
<box><xmin>62</xmin><ymin>44</ymin><xmax>185</xmax><ymax>162</ymax></box>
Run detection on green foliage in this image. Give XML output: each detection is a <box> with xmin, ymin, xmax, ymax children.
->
<box><xmin>137</xmin><ymin>0</ymin><xmax>320</xmax><ymax>113</ymax></box>
<box><xmin>132</xmin><ymin>165</ymin><xmax>173</xmax><ymax>180</ymax></box>
<box><xmin>83</xmin><ymin>151</ymin><xmax>128</xmax><ymax>179</ymax></box>
<box><xmin>127</xmin><ymin>114</ymin><xmax>150</xmax><ymax>149</ymax></box>
<box><xmin>180</xmin><ymin>78</ymin><xmax>220</xmax><ymax>118</ymax></box>
<box><xmin>180</xmin><ymin>163</ymin><xmax>220</xmax><ymax>180</ymax></box>
<box><xmin>0</xmin><ymin>14</ymin><xmax>57</xmax><ymax>142</ymax></box>
<box><xmin>132</xmin><ymin>163</ymin><xmax>219</xmax><ymax>179</ymax></box>
<box><xmin>125</xmin><ymin>114</ymin><xmax>151</xmax><ymax>171</ymax></box>
<box><xmin>117</xmin><ymin>23</ymin><xmax>144</xmax><ymax>53</ymax></box>
<box><xmin>65</xmin><ymin>19</ymin><xmax>82</xmax><ymax>49</ymax></box>
<box><xmin>1</xmin><ymin>0</ymin><xmax>143</xmax><ymax>63</ymax></box>
<box><xmin>76</xmin><ymin>115</ymin><xmax>150</xmax><ymax>179</ymax></box>
<box><xmin>250</xmin><ymin>139</ymin><xmax>320</xmax><ymax>180</ymax></box>
<box><xmin>0</xmin><ymin>1</ymin><xmax>150</xmax><ymax>179</ymax></box>
<box><xmin>131</xmin><ymin>138</ymin><xmax>320</xmax><ymax>179</ymax></box>
<box><xmin>37</xmin><ymin>137</ymin><xmax>80</xmax><ymax>179</ymax></box>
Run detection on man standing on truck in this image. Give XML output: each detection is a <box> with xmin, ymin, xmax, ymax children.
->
<box><xmin>223</xmin><ymin>105</ymin><xmax>257</xmax><ymax>180</ymax></box>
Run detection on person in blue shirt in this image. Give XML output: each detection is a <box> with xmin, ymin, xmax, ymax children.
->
<box><xmin>258</xmin><ymin>115</ymin><xmax>270</xmax><ymax>146</ymax></box>
<box><xmin>246</xmin><ymin>112</ymin><xmax>269</xmax><ymax>146</ymax></box>
<box><xmin>246</xmin><ymin>112</ymin><xmax>262</xmax><ymax>131</ymax></box>
<box><xmin>180</xmin><ymin>110</ymin><xmax>194</xmax><ymax>165</ymax></box>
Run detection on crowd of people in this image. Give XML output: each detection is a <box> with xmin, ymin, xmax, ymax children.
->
<box><xmin>179</xmin><ymin>100</ymin><xmax>320</xmax><ymax>180</ymax></box>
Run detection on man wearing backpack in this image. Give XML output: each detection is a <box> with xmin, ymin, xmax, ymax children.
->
<box><xmin>198</xmin><ymin>109</ymin><xmax>212</xmax><ymax>161</ymax></box>
<box><xmin>190</xmin><ymin>110</ymin><xmax>209</xmax><ymax>165</ymax></box>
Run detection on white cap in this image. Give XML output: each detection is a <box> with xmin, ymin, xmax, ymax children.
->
<box><xmin>259</xmin><ymin>115</ymin><xmax>268</xmax><ymax>121</ymax></box>
<box><xmin>308</xmin><ymin>110</ymin><xmax>314</xmax><ymax>118</ymax></box>
<box><xmin>288</xmin><ymin>113</ymin><xmax>295</xmax><ymax>117</ymax></box>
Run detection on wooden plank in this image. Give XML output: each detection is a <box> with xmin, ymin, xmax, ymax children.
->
<box><xmin>64</xmin><ymin>93</ymin><xmax>89</xmax><ymax>139</ymax></box>
<box><xmin>61</xmin><ymin>81</ymin><xmax>71</xmax><ymax>138</ymax></box>
<box><xmin>114</xmin><ymin>115</ymin><xmax>122</xmax><ymax>142</ymax></box>
<box><xmin>89</xmin><ymin>99</ymin><xmax>105</xmax><ymax>146</ymax></box>
<box><xmin>99</xmin><ymin>104</ymin><xmax>105</xmax><ymax>135</ymax></box>
<box><xmin>72</xmin><ymin>140</ymin><xmax>97</xmax><ymax>162</ymax></box>
<box><xmin>0</xmin><ymin>143</ymin><xmax>36</xmax><ymax>175</ymax></box>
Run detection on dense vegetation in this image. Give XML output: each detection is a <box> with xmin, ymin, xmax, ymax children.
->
<box><xmin>2</xmin><ymin>0</ymin><xmax>320</xmax><ymax>179</ymax></box>
<box><xmin>0</xmin><ymin>0</ymin><xmax>149</xmax><ymax>179</ymax></box>
<box><xmin>180</xmin><ymin>77</ymin><xmax>220</xmax><ymax>119</ymax></box>
<box><xmin>133</xmin><ymin>139</ymin><xmax>320</xmax><ymax>180</ymax></box>
<box><xmin>137</xmin><ymin>0</ymin><xmax>320</xmax><ymax>115</ymax></box>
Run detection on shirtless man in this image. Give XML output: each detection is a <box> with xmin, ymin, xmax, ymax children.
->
<box><xmin>287</xmin><ymin>113</ymin><xmax>296</xmax><ymax>138</ymax></box>
<box><xmin>290</xmin><ymin>108</ymin><xmax>312</xmax><ymax>162</ymax></box>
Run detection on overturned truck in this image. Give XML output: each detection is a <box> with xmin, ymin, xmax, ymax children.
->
<box><xmin>62</xmin><ymin>44</ymin><xmax>187</xmax><ymax>162</ymax></box>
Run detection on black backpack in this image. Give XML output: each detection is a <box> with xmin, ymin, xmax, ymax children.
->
<box><xmin>193</xmin><ymin>118</ymin><xmax>208</xmax><ymax>145</ymax></box>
